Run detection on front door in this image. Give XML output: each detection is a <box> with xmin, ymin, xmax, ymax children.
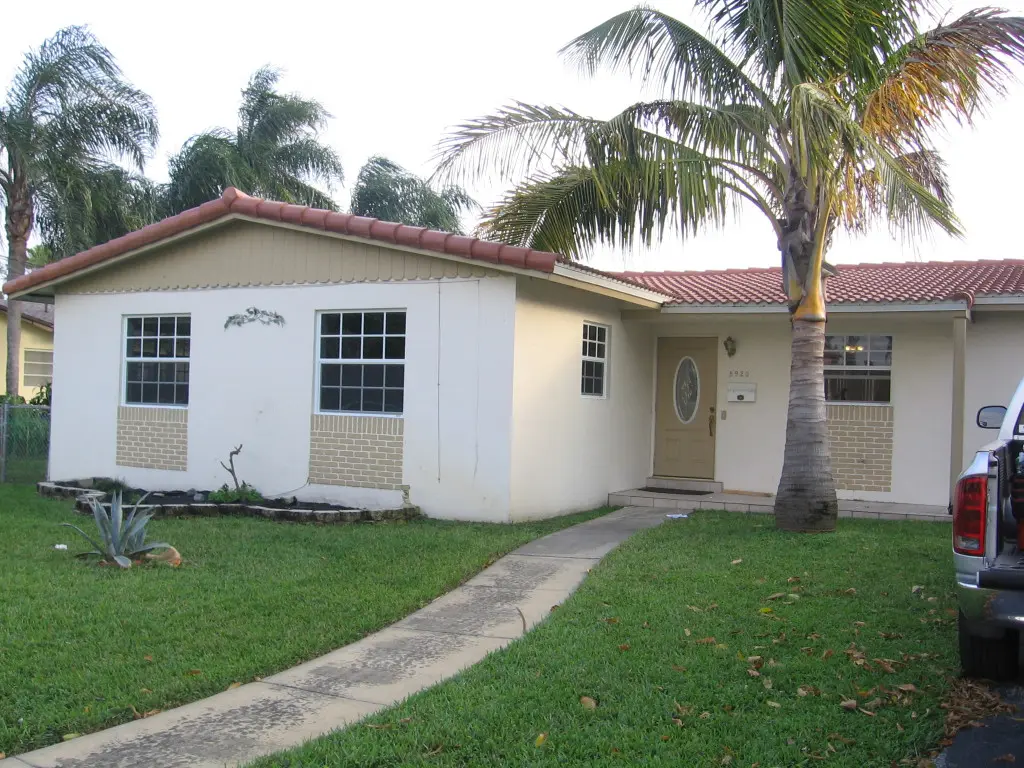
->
<box><xmin>654</xmin><ymin>337</ymin><xmax>718</xmax><ymax>479</ymax></box>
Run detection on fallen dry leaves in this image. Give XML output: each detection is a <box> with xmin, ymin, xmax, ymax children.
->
<box><xmin>942</xmin><ymin>678</ymin><xmax>1016</xmax><ymax>739</ymax></box>
<box><xmin>535</xmin><ymin>733</ymin><xmax>548</xmax><ymax>747</ymax></box>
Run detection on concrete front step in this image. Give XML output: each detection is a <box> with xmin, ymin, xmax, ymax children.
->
<box><xmin>645</xmin><ymin>476</ymin><xmax>724</xmax><ymax>494</ymax></box>
<box><xmin>609</xmin><ymin>489</ymin><xmax>950</xmax><ymax>522</ymax></box>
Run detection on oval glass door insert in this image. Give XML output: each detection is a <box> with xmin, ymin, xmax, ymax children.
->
<box><xmin>674</xmin><ymin>356</ymin><xmax>700</xmax><ymax>424</ymax></box>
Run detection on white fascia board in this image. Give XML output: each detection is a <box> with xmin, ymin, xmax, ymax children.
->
<box><xmin>552</xmin><ymin>263</ymin><xmax>676</xmax><ymax>304</ymax></box>
<box><xmin>973</xmin><ymin>295</ymin><xmax>1024</xmax><ymax>306</ymax></box>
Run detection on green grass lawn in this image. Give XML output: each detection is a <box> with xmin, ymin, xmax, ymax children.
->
<box><xmin>0</xmin><ymin>485</ymin><xmax>611</xmax><ymax>757</ymax></box>
<box><xmin>254</xmin><ymin>512</ymin><xmax>957</xmax><ymax>768</ymax></box>
<box><xmin>4</xmin><ymin>457</ymin><xmax>48</xmax><ymax>484</ymax></box>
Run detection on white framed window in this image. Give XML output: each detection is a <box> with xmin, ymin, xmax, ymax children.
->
<box><xmin>824</xmin><ymin>334</ymin><xmax>891</xmax><ymax>404</ymax></box>
<box><xmin>23</xmin><ymin>349</ymin><xmax>53</xmax><ymax>389</ymax></box>
<box><xmin>581</xmin><ymin>322</ymin><xmax>609</xmax><ymax>397</ymax></box>
<box><xmin>123</xmin><ymin>315</ymin><xmax>190</xmax><ymax>406</ymax></box>
<box><xmin>317</xmin><ymin>310</ymin><xmax>406</xmax><ymax>414</ymax></box>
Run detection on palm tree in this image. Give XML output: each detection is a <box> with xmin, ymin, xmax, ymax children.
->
<box><xmin>0</xmin><ymin>26</ymin><xmax>158</xmax><ymax>396</ymax></box>
<box><xmin>351</xmin><ymin>156</ymin><xmax>476</xmax><ymax>232</ymax></box>
<box><xmin>166</xmin><ymin>67</ymin><xmax>343</xmax><ymax>213</ymax></box>
<box><xmin>36</xmin><ymin>164</ymin><xmax>167</xmax><ymax>260</ymax></box>
<box><xmin>437</xmin><ymin>3</ymin><xmax>1024</xmax><ymax>532</ymax></box>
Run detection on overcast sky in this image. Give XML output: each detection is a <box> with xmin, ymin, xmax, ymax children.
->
<box><xmin>5</xmin><ymin>0</ymin><xmax>1023</xmax><ymax>272</ymax></box>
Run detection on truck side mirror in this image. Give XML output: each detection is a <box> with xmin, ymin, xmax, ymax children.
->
<box><xmin>978</xmin><ymin>405</ymin><xmax>1007</xmax><ymax>429</ymax></box>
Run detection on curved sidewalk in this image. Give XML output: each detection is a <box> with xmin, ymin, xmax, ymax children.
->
<box><xmin>1</xmin><ymin>506</ymin><xmax>665</xmax><ymax>768</ymax></box>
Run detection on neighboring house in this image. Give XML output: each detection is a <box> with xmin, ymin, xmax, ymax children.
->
<box><xmin>0</xmin><ymin>299</ymin><xmax>54</xmax><ymax>399</ymax></box>
<box><xmin>4</xmin><ymin>187</ymin><xmax>1022</xmax><ymax>519</ymax></box>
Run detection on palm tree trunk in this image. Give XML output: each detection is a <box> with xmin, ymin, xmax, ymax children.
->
<box><xmin>774</xmin><ymin>318</ymin><xmax>838</xmax><ymax>532</ymax></box>
<box><xmin>5</xmin><ymin>185</ymin><xmax>32</xmax><ymax>398</ymax></box>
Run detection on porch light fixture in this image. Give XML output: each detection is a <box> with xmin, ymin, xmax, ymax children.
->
<box><xmin>723</xmin><ymin>336</ymin><xmax>737</xmax><ymax>357</ymax></box>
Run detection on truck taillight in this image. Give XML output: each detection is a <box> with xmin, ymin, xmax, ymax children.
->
<box><xmin>953</xmin><ymin>474</ymin><xmax>987</xmax><ymax>556</ymax></box>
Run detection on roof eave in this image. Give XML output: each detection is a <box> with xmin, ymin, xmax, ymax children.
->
<box><xmin>7</xmin><ymin>214</ymin><xmax>651</xmax><ymax>305</ymax></box>
<box><xmin>551</xmin><ymin>263</ymin><xmax>674</xmax><ymax>307</ymax></box>
<box><xmin>659</xmin><ymin>299</ymin><xmax>973</xmax><ymax>314</ymax></box>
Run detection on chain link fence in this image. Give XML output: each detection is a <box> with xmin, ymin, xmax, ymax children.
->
<box><xmin>0</xmin><ymin>404</ymin><xmax>50</xmax><ymax>483</ymax></box>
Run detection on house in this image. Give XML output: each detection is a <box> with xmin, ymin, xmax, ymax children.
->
<box><xmin>4</xmin><ymin>187</ymin><xmax>1022</xmax><ymax>520</ymax></box>
<box><xmin>0</xmin><ymin>299</ymin><xmax>54</xmax><ymax>399</ymax></box>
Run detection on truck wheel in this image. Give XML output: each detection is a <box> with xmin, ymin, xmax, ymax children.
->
<box><xmin>959</xmin><ymin>611</ymin><xmax>1020</xmax><ymax>680</ymax></box>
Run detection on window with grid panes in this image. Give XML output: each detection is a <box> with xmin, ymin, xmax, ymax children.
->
<box><xmin>318</xmin><ymin>310</ymin><xmax>406</xmax><ymax>414</ymax></box>
<box><xmin>581</xmin><ymin>322</ymin><xmax>608</xmax><ymax>397</ymax></box>
<box><xmin>124</xmin><ymin>316</ymin><xmax>190</xmax><ymax>406</ymax></box>
<box><xmin>823</xmin><ymin>334</ymin><xmax>891</xmax><ymax>403</ymax></box>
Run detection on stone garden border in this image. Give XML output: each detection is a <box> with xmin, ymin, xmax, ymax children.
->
<box><xmin>37</xmin><ymin>481</ymin><xmax>422</xmax><ymax>524</ymax></box>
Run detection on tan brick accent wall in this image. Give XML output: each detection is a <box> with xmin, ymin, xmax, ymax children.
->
<box><xmin>827</xmin><ymin>404</ymin><xmax>893</xmax><ymax>493</ymax></box>
<box><xmin>309</xmin><ymin>414</ymin><xmax>404</xmax><ymax>489</ymax></box>
<box><xmin>115</xmin><ymin>406</ymin><xmax>188</xmax><ymax>471</ymax></box>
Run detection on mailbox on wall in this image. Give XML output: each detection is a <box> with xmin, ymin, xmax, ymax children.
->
<box><xmin>727</xmin><ymin>382</ymin><xmax>757</xmax><ymax>402</ymax></box>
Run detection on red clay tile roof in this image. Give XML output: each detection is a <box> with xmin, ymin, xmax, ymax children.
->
<box><xmin>613</xmin><ymin>260</ymin><xmax>1024</xmax><ymax>306</ymax></box>
<box><xmin>2</xmin><ymin>188</ymin><xmax>561</xmax><ymax>297</ymax></box>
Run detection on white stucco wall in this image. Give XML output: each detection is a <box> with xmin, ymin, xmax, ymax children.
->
<box><xmin>508</xmin><ymin>278</ymin><xmax>654</xmax><ymax>520</ymax></box>
<box><xmin>964</xmin><ymin>311</ymin><xmax>1024</xmax><ymax>463</ymax></box>
<box><xmin>49</xmin><ymin>277</ymin><xmax>517</xmax><ymax>521</ymax></box>
<box><xmin>643</xmin><ymin>311</ymin><xmax>957</xmax><ymax>506</ymax></box>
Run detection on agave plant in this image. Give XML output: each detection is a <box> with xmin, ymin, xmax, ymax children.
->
<box><xmin>62</xmin><ymin>491</ymin><xmax>171</xmax><ymax>568</ymax></box>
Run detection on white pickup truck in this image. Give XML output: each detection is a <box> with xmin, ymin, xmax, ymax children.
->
<box><xmin>954</xmin><ymin>383</ymin><xmax>1024</xmax><ymax>679</ymax></box>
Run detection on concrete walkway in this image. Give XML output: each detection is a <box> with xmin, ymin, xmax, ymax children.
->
<box><xmin>1</xmin><ymin>507</ymin><xmax>665</xmax><ymax>768</ymax></box>
<box><xmin>609</xmin><ymin>488</ymin><xmax>949</xmax><ymax>521</ymax></box>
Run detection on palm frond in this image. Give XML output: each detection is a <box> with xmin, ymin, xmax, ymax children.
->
<box><xmin>791</xmin><ymin>82</ymin><xmax>960</xmax><ymax>238</ymax></box>
<box><xmin>5</xmin><ymin>26</ymin><xmax>158</xmax><ymax>167</ymax></box>
<box><xmin>560</xmin><ymin>7</ymin><xmax>771</xmax><ymax>106</ymax></box>
<box><xmin>613</xmin><ymin>100</ymin><xmax>785</xmax><ymax>191</ymax></box>
<box><xmin>480</xmin><ymin>151</ymin><xmax>739</xmax><ymax>260</ymax></box>
<box><xmin>166</xmin><ymin>66</ymin><xmax>341</xmax><ymax>213</ymax></box>
<box><xmin>351</xmin><ymin>155</ymin><xmax>475</xmax><ymax>232</ymax></box>
<box><xmin>698</xmin><ymin>0</ymin><xmax>922</xmax><ymax>90</ymax></box>
<box><xmin>846</xmin><ymin>148</ymin><xmax>952</xmax><ymax>235</ymax></box>
<box><xmin>863</xmin><ymin>8</ymin><xmax>1024</xmax><ymax>151</ymax></box>
<box><xmin>166</xmin><ymin>130</ymin><xmax>254</xmax><ymax>213</ymax></box>
<box><xmin>435</xmin><ymin>102</ymin><xmax>602</xmax><ymax>184</ymax></box>
<box><xmin>36</xmin><ymin>163</ymin><xmax>165</xmax><ymax>257</ymax></box>
<box><xmin>270</xmin><ymin>137</ymin><xmax>344</xmax><ymax>188</ymax></box>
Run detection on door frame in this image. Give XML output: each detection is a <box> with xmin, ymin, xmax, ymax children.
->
<box><xmin>649</xmin><ymin>335</ymin><xmax>720</xmax><ymax>479</ymax></box>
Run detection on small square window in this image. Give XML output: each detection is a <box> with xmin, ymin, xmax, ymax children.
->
<box><xmin>824</xmin><ymin>334</ymin><xmax>892</xmax><ymax>404</ymax></box>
